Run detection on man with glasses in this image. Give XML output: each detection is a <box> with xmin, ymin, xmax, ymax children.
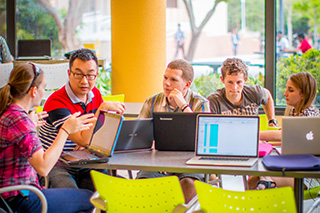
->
<box><xmin>39</xmin><ymin>48</ymin><xmax>125</xmax><ymax>190</ymax></box>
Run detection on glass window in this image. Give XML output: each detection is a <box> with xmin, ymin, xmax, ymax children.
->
<box><xmin>166</xmin><ymin>0</ymin><xmax>265</xmax><ymax>98</ymax></box>
<box><xmin>275</xmin><ymin>0</ymin><xmax>320</xmax><ymax>107</ymax></box>
<box><xmin>13</xmin><ymin>0</ymin><xmax>266</xmax><ymax>98</ymax></box>
<box><xmin>16</xmin><ymin>0</ymin><xmax>111</xmax><ymax>60</ymax></box>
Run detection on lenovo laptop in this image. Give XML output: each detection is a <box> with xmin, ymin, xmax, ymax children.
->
<box><xmin>17</xmin><ymin>39</ymin><xmax>52</xmax><ymax>60</ymax></box>
<box><xmin>153</xmin><ymin>112</ymin><xmax>201</xmax><ymax>151</ymax></box>
<box><xmin>186</xmin><ymin>114</ymin><xmax>259</xmax><ymax>167</ymax></box>
<box><xmin>60</xmin><ymin>111</ymin><xmax>123</xmax><ymax>165</ymax></box>
<box><xmin>281</xmin><ymin>116</ymin><xmax>320</xmax><ymax>155</ymax></box>
<box><xmin>114</xmin><ymin>118</ymin><xmax>154</xmax><ymax>153</ymax></box>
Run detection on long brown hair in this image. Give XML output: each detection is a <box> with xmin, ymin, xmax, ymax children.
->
<box><xmin>0</xmin><ymin>63</ymin><xmax>44</xmax><ymax>116</ymax></box>
<box><xmin>289</xmin><ymin>72</ymin><xmax>317</xmax><ymax>115</ymax></box>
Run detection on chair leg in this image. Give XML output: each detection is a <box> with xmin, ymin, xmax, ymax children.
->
<box><xmin>306</xmin><ymin>198</ymin><xmax>320</xmax><ymax>213</ymax></box>
<box><xmin>44</xmin><ymin>176</ymin><xmax>49</xmax><ymax>189</ymax></box>
<box><xmin>128</xmin><ymin>170</ymin><xmax>133</xmax><ymax>179</ymax></box>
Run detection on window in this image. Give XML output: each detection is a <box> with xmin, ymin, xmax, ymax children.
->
<box><xmin>8</xmin><ymin>0</ymin><xmax>317</xmax><ymax>111</ymax></box>
<box><xmin>166</xmin><ymin>0</ymin><xmax>265</xmax><ymax>98</ymax></box>
<box><xmin>275</xmin><ymin>0</ymin><xmax>320</xmax><ymax>107</ymax></box>
<box><xmin>16</xmin><ymin>0</ymin><xmax>111</xmax><ymax>60</ymax></box>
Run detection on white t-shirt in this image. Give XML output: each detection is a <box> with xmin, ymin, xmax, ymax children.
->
<box><xmin>277</xmin><ymin>37</ymin><xmax>290</xmax><ymax>57</ymax></box>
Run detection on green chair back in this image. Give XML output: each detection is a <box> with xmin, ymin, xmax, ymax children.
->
<box><xmin>102</xmin><ymin>94</ymin><xmax>125</xmax><ymax>103</ymax></box>
<box><xmin>259</xmin><ymin>114</ymin><xmax>280</xmax><ymax>131</ymax></box>
<box><xmin>90</xmin><ymin>170</ymin><xmax>185</xmax><ymax>213</ymax></box>
<box><xmin>195</xmin><ymin>181</ymin><xmax>297</xmax><ymax>213</ymax></box>
<box><xmin>304</xmin><ymin>185</ymin><xmax>320</xmax><ymax>200</ymax></box>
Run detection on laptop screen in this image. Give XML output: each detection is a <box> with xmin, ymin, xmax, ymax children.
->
<box><xmin>89</xmin><ymin>111</ymin><xmax>123</xmax><ymax>156</ymax></box>
<box><xmin>17</xmin><ymin>39</ymin><xmax>51</xmax><ymax>57</ymax></box>
<box><xmin>196</xmin><ymin>115</ymin><xmax>259</xmax><ymax>157</ymax></box>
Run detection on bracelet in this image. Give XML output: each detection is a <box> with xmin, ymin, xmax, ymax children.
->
<box><xmin>61</xmin><ymin>127</ymin><xmax>70</xmax><ymax>135</ymax></box>
<box><xmin>181</xmin><ymin>103</ymin><xmax>190</xmax><ymax>112</ymax></box>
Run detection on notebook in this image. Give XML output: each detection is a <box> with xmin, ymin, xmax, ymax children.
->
<box><xmin>17</xmin><ymin>39</ymin><xmax>52</xmax><ymax>60</ymax></box>
<box><xmin>60</xmin><ymin>111</ymin><xmax>123</xmax><ymax>165</ymax></box>
<box><xmin>186</xmin><ymin>114</ymin><xmax>259</xmax><ymax>167</ymax></box>
<box><xmin>153</xmin><ymin>112</ymin><xmax>201</xmax><ymax>151</ymax></box>
<box><xmin>114</xmin><ymin>118</ymin><xmax>154</xmax><ymax>153</ymax></box>
<box><xmin>282</xmin><ymin>116</ymin><xmax>320</xmax><ymax>155</ymax></box>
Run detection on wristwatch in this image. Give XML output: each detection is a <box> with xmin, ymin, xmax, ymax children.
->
<box><xmin>268</xmin><ymin>119</ymin><xmax>278</xmax><ymax>126</ymax></box>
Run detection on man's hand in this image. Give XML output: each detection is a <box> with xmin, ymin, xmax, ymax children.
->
<box><xmin>168</xmin><ymin>88</ymin><xmax>186</xmax><ymax>108</ymax></box>
<box><xmin>100</xmin><ymin>101</ymin><xmax>126</xmax><ymax>115</ymax></box>
<box><xmin>268</xmin><ymin>123</ymin><xmax>277</xmax><ymax>127</ymax></box>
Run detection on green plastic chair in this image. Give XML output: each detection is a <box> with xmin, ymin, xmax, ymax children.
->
<box><xmin>304</xmin><ymin>185</ymin><xmax>320</xmax><ymax>200</ymax></box>
<box><xmin>102</xmin><ymin>94</ymin><xmax>125</xmax><ymax>103</ymax></box>
<box><xmin>194</xmin><ymin>181</ymin><xmax>297</xmax><ymax>213</ymax></box>
<box><xmin>259</xmin><ymin>114</ymin><xmax>281</xmax><ymax>131</ymax></box>
<box><xmin>90</xmin><ymin>170</ymin><xmax>186</xmax><ymax>213</ymax></box>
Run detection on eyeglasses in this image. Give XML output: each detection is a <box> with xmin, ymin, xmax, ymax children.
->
<box><xmin>70</xmin><ymin>70</ymin><xmax>97</xmax><ymax>81</ymax></box>
<box><xmin>27</xmin><ymin>63</ymin><xmax>41</xmax><ymax>92</ymax></box>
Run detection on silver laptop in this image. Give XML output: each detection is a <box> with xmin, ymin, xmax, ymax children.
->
<box><xmin>282</xmin><ymin>116</ymin><xmax>320</xmax><ymax>155</ymax></box>
<box><xmin>60</xmin><ymin>111</ymin><xmax>123</xmax><ymax>165</ymax></box>
<box><xmin>114</xmin><ymin>118</ymin><xmax>154</xmax><ymax>153</ymax></box>
<box><xmin>186</xmin><ymin>114</ymin><xmax>259</xmax><ymax>167</ymax></box>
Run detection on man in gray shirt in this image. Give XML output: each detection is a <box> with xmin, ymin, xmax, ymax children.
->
<box><xmin>207</xmin><ymin>58</ymin><xmax>277</xmax><ymax>126</ymax></box>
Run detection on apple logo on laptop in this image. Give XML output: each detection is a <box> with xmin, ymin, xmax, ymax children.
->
<box><xmin>306</xmin><ymin>131</ymin><xmax>314</xmax><ymax>141</ymax></box>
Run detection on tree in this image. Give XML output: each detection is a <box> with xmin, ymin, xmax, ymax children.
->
<box><xmin>182</xmin><ymin>0</ymin><xmax>226</xmax><ymax>61</ymax></box>
<box><xmin>16</xmin><ymin>0</ymin><xmax>61</xmax><ymax>53</ymax></box>
<box><xmin>35</xmin><ymin>0</ymin><xmax>91</xmax><ymax>52</ymax></box>
<box><xmin>293</xmin><ymin>0</ymin><xmax>320</xmax><ymax>49</ymax></box>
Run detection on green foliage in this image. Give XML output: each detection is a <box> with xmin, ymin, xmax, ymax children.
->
<box><xmin>96</xmin><ymin>70</ymin><xmax>112</xmax><ymax>96</ymax></box>
<box><xmin>192</xmin><ymin>72</ymin><xmax>224</xmax><ymax>97</ymax></box>
<box><xmin>276</xmin><ymin>49</ymin><xmax>320</xmax><ymax>105</ymax></box>
<box><xmin>16</xmin><ymin>0</ymin><xmax>62</xmax><ymax>56</ymax></box>
<box><xmin>293</xmin><ymin>0</ymin><xmax>320</xmax><ymax>34</ymax></box>
<box><xmin>227</xmin><ymin>0</ymin><xmax>264</xmax><ymax>32</ymax></box>
<box><xmin>192</xmin><ymin>72</ymin><xmax>264</xmax><ymax>98</ymax></box>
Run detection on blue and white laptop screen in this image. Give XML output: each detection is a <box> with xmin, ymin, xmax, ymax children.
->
<box><xmin>196</xmin><ymin>115</ymin><xmax>259</xmax><ymax>157</ymax></box>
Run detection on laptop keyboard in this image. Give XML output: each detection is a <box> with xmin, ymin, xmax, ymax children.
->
<box><xmin>199</xmin><ymin>157</ymin><xmax>249</xmax><ymax>161</ymax></box>
<box><xmin>64</xmin><ymin>151</ymin><xmax>97</xmax><ymax>160</ymax></box>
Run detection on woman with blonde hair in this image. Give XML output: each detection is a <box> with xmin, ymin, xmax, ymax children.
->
<box><xmin>0</xmin><ymin>63</ymin><xmax>96</xmax><ymax>212</ymax></box>
<box><xmin>254</xmin><ymin>72</ymin><xmax>319</xmax><ymax>189</ymax></box>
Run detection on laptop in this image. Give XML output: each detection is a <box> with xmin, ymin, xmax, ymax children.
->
<box><xmin>186</xmin><ymin>114</ymin><xmax>259</xmax><ymax>167</ymax></box>
<box><xmin>114</xmin><ymin>118</ymin><xmax>154</xmax><ymax>153</ymax></box>
<box><xmin>153</xmin><ymin>112</ymin><xmax>201</xmax><ymax>151</ymax></box>
<box><xmin>282</xmin><ymin>116</ymin><xmax>320</xmax><ymax>155</ymax></box>
<box><xmin>60</xmin><ymin>111</ymin><xmax>123</xmax><ymax>165</ymax></box>
<box><xmin>17</xmin><ymin>39</ymin><xmax>52</xmax><ymax>60</ymax></box>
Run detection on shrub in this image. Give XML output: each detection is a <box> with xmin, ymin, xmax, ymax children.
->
<box><xmin>96</xmin><ymin>69</ymin><xmax>112</xmax><ymax>96</ymax></box>
<box><xmin>276</xmin><ymin>49</ymin><xmax>320</xmax><ymax>105</ymax></box>
<box><xmin>193</xmin><ymin>72</ymin><xmax>264</xmax><ymax>98</ymax></box>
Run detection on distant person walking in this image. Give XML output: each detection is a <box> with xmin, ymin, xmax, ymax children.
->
<box><xmin>276</xmin><ymin>31</ymin><xmax>290</xmax><ymax>58</ymax></box>
<box><xmin>231</xmin><ymin>29</ymin><xmax>240</xmax><ymax>56</ymax></box>
<box><xmin>174</xmin><ymin>23</ymin><xmax>186</xmax><ymax>59</ymax></box>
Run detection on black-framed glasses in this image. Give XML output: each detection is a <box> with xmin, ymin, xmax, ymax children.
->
<box><xmin>27</xmin><ymin>63</ymin><xmax>41</xmax><ymax>92</ymax></box>
<box><xmin>70</xmin><ymin>70</ymin><xmax>97</xmax><ymax>81</ymax></box>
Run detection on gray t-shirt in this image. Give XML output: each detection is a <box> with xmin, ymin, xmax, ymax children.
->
<box><xmin>207</xmin><ymin>85</ymin><xmax>268</xmax><ymax>115</ymax></box>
